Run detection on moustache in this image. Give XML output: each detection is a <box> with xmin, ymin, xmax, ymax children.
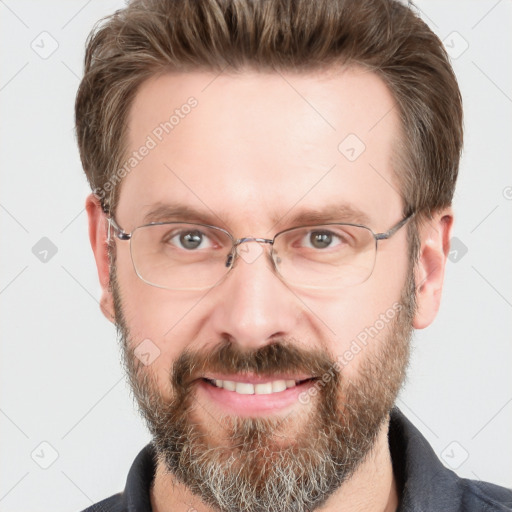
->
<box><xmin>170</xmin><ymin>339</ymin><xmax>340</xmax><ymax>397</ymax></box>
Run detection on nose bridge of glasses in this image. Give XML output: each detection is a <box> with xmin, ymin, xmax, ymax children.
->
<box><xmin>227</xmin><ymin>237</ymin><xmax>275</xmax><ymax>267</ymax></box>
<box><xmin>235</xmin><ymin>237</ymin><xmax>274</xmax><ymax>246</ymax></box>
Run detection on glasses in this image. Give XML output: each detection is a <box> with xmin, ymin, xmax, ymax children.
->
<box><xmin>107</xmin><ymin>212</ymin><xmax>414</xmax><ymax>291</ymax></box>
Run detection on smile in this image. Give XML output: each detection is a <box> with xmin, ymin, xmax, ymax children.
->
<box><xmin>197</xmin><ymin>374</ymin><xmax>317</xmax><ymax>416</ymax></box>
<box><xmin>205</xmin><ymin>378</ymin><xmax>302</xmax><ymax>395</ymax></box>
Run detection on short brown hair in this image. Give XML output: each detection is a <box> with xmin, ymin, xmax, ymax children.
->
<box><xmin>75</xmin><ymin>0</ymin><xmax>462</xmax><ymax>231</ymax></box>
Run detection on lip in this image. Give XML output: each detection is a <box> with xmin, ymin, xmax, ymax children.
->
<box><xmin>196</xmin><ymin>377</ymin><xmax>317</xmax><ymax>416</ymax></box>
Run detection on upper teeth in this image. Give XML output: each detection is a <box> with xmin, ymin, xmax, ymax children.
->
<box><xmin>213</xmin><ymin>379</ymin><xmax>297</xmax><ymax>395</ymax></box>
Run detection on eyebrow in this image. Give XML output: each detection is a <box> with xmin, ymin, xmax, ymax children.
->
<box><xmin>140</xmin><ymin>202</ymin><xmax>372</xmax><ymax>229</ymax></box>
<box><xmin>142</xmin><ymin>203</ymin><xmax>224</xmax><ymax>226</ymax></box>
<box><xmin>282</xmin><ymin>205</ymin><xmax>372</xmax><ymax>228</ymax></box>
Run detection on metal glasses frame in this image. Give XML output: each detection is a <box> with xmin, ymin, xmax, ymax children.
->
<box><xmin>106</xmin><ymin>211</ymin><xmax>415</xmax><ymax>290</ymax></box>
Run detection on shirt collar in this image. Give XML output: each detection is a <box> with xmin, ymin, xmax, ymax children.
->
<box><xmin>388</xmin><ymin>406</ymin><xmax>462</xmax><ymax>511</ymax></box>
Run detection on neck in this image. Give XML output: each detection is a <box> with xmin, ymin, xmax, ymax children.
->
<box><xmin>150</xmin><ymin>415</ymin><xmax>399</xmax><ymax>512</ymax></box>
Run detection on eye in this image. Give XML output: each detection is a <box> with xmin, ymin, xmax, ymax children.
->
<box><xmin>302</xmin><ymin>230</ymin><xmax>344</xmax><ymax>249</ymax></box>
<box><xmin>168</xmin><ymin>229</ymin><xmax>213</xmax><ymax>250</ymax></box>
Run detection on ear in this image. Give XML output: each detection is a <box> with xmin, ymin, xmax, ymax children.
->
<box><xmin>85</xmin><ymin>193</ymin><xmax>115</xmax><ymax>324</ymax></box>
<box><xmin>413</xmin><ymin>207</ymin><xmax>454</xmax><ymax>329</ymax></box>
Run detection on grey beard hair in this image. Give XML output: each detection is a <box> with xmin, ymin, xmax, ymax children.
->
<box><xmin>175</xmin><ymin>420</ymin><xmax>348</xmax><ymax>512</ymax></box>
<box><xmin>128</xmin><ymin>366</ymin><xmax>389</xmax><ymax>512</ymax></box>
<box><xmin>110</xmin><ymin>257</ymin><xmax>417</xmax><ymax>512</ymax></box>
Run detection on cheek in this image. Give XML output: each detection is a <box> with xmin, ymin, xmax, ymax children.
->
<box><xmin>121</xmin><ymin>293</ymin><xmax>207</xmax><ymax>398</ymax></box>
<box><xmin>300</xmin><ymin>263</ymin><xmax>409</xmax><ymax>378</ymax></box>
<box><xmin>114</xmin><ymin>249</ymin><xmax>206</xmax><ymax>383</ymax></box>
<box><xmin>311</xmin><ymin>297</ymin><xmax>395</xmax><ymax>357</ymax></box>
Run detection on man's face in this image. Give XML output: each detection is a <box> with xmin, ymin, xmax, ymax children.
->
<box><xmin>109</xmin><ymin>67</ymin><xmax>415</xmax><ymax>511</ymax></box>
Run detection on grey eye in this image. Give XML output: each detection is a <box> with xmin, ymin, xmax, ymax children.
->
<box><xmin>309</xmin><ymin>231</ymin><xmax>334</xmax><ymax>249</ymax></box>
<box><xmin>179</xmin><ymin>231</ymin><xmax>204</xmax><ymax>249</ymax></box>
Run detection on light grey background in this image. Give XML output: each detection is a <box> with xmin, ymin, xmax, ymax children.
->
<box><xmin>0</xmin><ymin>1</ymin><xmax>511</xmax><ymax>511</ymax></box>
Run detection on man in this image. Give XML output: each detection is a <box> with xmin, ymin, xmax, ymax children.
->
<box><xmin>75</xmin><ymin>0</ymin><xmax>512</xmax><ymax>511</ymax></box>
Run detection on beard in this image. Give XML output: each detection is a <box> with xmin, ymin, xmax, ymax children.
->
<box><xmin>110</xmin><ymin>261</ymin><xmax>416</xmax><ymax>512</ymax></box>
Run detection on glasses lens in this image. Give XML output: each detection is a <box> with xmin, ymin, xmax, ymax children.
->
<box><xmin>273</xmin><ymin>224</ymin><xmax>376</xmax><ymax>289</ymax></box>
<box><xmin>130</xmin><ymin>223</ymin><xmax>233</xmax><ymax>290</ymax></box>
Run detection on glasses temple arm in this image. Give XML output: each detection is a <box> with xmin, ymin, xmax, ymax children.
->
<box><xmin>374</xmin><ymin>211</ymin><xmax>415</xmax><ymax>240</ymax></box>
<box><xmin>106</xmin><ymin>216</ymin><xmax>131</xmax><ymax>241</ymax></box>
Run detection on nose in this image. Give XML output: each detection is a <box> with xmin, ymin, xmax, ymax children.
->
<box><xmin>207</xmin><ymin>241</ymin><xmax>301</xmax><ymax>351</ymax></box>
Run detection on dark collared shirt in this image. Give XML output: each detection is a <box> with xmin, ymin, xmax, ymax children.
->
<box><xmin>82</xmin><ymin>407</ymin><xmax>512</xmax><ymax>511</ymax></box>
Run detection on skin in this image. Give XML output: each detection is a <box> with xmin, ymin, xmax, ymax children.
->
<box><xmin>86</xmin><ymin>66</ymin><xmax>453</xmax><ymax>511</ymax></box>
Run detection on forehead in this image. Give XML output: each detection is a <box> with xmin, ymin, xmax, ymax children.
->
<box><xmin>117</xmin><ymin>67</ymin><xmax>403</xmax><ymax>231</ymax></box>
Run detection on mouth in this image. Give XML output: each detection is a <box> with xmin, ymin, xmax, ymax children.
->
<box><xmin>196</xmin><ymin>375</ymin><xmax>318</xmax><ymax>416</ymax></box>
<box><xmin>202</xmin><ymin>377</ymin><xmax>316</xmax><ymax>395</ymax></box>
